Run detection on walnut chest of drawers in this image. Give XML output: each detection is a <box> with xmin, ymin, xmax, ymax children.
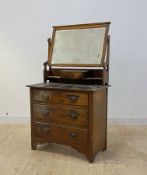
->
<box><xmin>28</xmin><ymin>83</ymin><xmax>108</xmax><ymax>163</ymax></box>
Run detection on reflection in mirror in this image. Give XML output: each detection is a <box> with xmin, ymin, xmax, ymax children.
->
<box><xmin>51</xmin><ymin>27</ymin><xmax>106</xmax><ymax>65</ymax></box>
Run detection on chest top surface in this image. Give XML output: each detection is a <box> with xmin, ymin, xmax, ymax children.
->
<box><xmin>27</xmin><ymin>83</ymin><xmax>108</xmax><ymax>92</ymax></box>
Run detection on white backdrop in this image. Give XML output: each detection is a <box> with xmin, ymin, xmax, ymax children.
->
<box><xmin>0</xmin><ymin>0</ymin><xmax>147</xmax><ymax>119</ymax></box>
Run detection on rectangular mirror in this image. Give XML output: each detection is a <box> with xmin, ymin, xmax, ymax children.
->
<box><xmin>48</xmin><ymin>22</ymin><xmax>110</xmax><ymax>67</ymax></box>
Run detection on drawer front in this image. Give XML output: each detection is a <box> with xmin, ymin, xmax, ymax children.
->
<box><xmin>34</xmin><ymin>122</ymin><xmax>51</xmax><ymax>138</ymax></box>
<box><xmin>32</xmin><ymin>89</ymin><xmax>53</xmax><ymax>103</ymax></box>
<box><xmin>32</xmin><ymin>89</ymin><xmax>88</xmax><ymax>106</ymax></box>
<box><xmin>34</xmin><ymin>122</ymin><xmax>88</xmax><ymax>146</ymax></box>
<box><xmin>33</xmin><ymin>104</ymin><xmax>88</xmax><ymax>128</ymax></box>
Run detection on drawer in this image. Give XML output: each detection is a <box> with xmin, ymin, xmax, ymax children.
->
<box><xmin>32</xmin><ymin>89</ymin><xmax>88</xmax><ymax>106</ymax></box>
<box><xmin>32</xmin><ymin>104</ymin><xmax>88</xmax><ymax>128</ymax></box>
<box><xmin>34</xmin><ymin>122</ymin><xmax>88</xmax><ymax>146</ymax></box>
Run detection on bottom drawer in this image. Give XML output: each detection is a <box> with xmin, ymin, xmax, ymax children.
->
<box><xmin>34</xmin><ymin>122</ymin><xmax>88</xmax><ymax>146</ymax></box>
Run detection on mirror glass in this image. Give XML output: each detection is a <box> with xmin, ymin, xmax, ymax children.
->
<box><xmin>51</xmin><ymin>27</ymin><xmax>106</xmax><ymax>65</ymax></box>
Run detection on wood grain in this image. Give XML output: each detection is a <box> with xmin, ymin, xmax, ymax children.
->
<box><xmin>32</xmin><ymin>89</ymin><xmax>88</xmax><ymax>106</ymax></box>
<box><xmin>29</xmin><ymin>84</ymin><xmax>108</xmax><ymax>162</ymax></box>
<box><xmin>32</xmin><ymin>104</ymin><xmax>88</xmax><ymax>128</ymax></box>
<box><xmin>34</xmin><ymin>122</ymin><xmax>88</xmax><ymax>146</ymax></box>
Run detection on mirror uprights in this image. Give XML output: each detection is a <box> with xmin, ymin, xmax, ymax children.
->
<box><xmin>43</xmin><ymin>22</ymin><xmax>110</xmax><ymax>85</ymax></box>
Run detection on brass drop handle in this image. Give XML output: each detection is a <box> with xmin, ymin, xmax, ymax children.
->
<box><xmin>69</xmin><ymin>132</ymin><xmax>78</xmax><ymax>140</ymax></box>
<box><xmin>68</xmin><ymin>111</ymin><xmax>79</xmax><ymax>120</ymax></box>
<box><xmin>42</xmin><ymin>107</ymin><xmax>52</xmax><ymax>116</ymax></box>
<box><xmin>66</xmin><ymin>95</ymin><xmax>79</xmax><ymax>103</ymax></box>
<box><xmin>38</xmin><ymin>124</ymin><xmax>50</xmax><ymax>132</ymax></box>
<box><xmin>42</xmin><ymin>94</ymin><xmax>51</xmax><ymax>101</ymax></box>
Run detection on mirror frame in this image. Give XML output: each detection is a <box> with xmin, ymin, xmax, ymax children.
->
<box><xmin>48</xmin><ymin>22</ymin><xmax>110</xmax><ymax>67</ymax></box>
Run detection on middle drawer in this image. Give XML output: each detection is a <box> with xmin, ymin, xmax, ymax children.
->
<box><xmin>32</xmin><ymin>104</ymin><xmax>88</xmax><ymax>128</ymax></box>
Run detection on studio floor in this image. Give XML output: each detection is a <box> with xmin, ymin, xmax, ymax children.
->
<box><xmin>0</xmin><ymin>124</ymin><xmax>147</xmax><ymax>175</ymax></box>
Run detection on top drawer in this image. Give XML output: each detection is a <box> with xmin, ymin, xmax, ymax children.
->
<box><xmin>32</xmin><ymin>89</ymin><xmax>88</xmax><ymax>106</ymax></box>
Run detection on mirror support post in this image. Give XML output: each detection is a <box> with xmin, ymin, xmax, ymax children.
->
<box><xmin>103</xmin><ymin>35</ymin><xmax>110</xmax><ymax>85</ymax></box>
<box><xmin>43</xmin><ymin>38</ymin><xmax>52</xmax><ymax>83</ymax></box>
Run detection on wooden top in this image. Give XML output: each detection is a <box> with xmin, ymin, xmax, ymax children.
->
<box><xmin>27</xmin><ymin>83</ymin><xmax>109</xmax><ymax>92</ymax></box>
<box><xmin>53</xmin><ymin>22</ymin><xmax>111</xmax><ymax>30</ymax></box>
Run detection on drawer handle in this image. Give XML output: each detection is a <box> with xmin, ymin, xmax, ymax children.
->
<box><xmin>38</xmin><ymin>124</ymin><xmax>50</xmax><ymax>132</ymax></box>
<box><xmin>66</xmin><ymin>95</ymin><xmax>79</xmax><ymax>103</ymax></box>
<box><xmin>42</xmin><ymin>108</ymin><xmax>53</xmax><ymax>116</ymax></box>
<box><xmin>42</xmin><ymin>94</ymin><xmax>51</xmax><ymax>101</ymax></box>
<box><xmin>69</xmin><ymin>132</ymin><xmax>78</xmax><ymax>140</ymax></box>
<box><xmin>68</xmin><ymin>111</ymin><xmax>79</xmax><ymax>120</ymax></box>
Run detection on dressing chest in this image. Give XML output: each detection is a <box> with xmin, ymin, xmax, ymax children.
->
<box><xmin>27</xmin><ymin>22</ymin><xmax>111</xmax><ymax>163</ymax></box>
